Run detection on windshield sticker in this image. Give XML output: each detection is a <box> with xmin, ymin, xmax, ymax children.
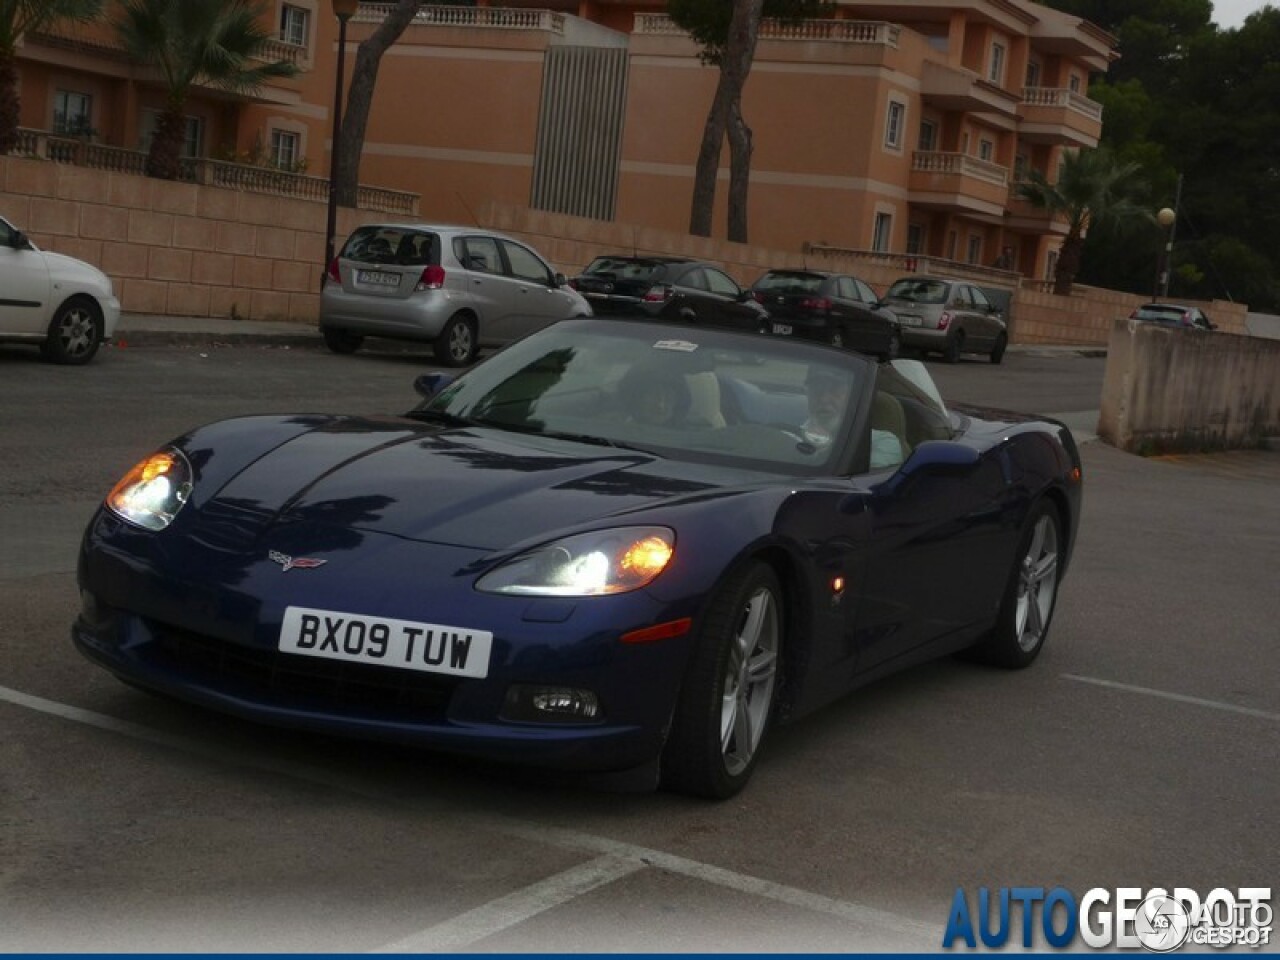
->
<box><xmin>653</xmin><ymin>340</ymin><xmax>699</xmax><ymax>353</ymax></box>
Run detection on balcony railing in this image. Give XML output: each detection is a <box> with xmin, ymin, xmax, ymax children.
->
<box><xmin>12</xmin><ymin>129</ymin><xmax>418</xmax><ymax>216</ymax></box>
<box><xmin>634</xmin><ymin>13</ymin><xmax>900</xmax><ymax>46</ymax></box>
<box><xmin>355</xmin><ymin>4</ymin><xmax>566</xmax><ymax>33</ymax></box>
<box><xmin>912</xmin><ymin>151</ymin><xmax>1009</xmax><ymax>187</ymax></box>
<box><xmin>254</xmin><ymin>37</ymin><xmax>304</xmax><ymax>66</ymax></box>
<box><xmin>1020</xmin><ymin>87</ymin><xmax>1104</xmax><ymax>122</ymax></box>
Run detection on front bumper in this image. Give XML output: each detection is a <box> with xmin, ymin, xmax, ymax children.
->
<box><xmin>73</xmin><ymin>509</ymin><xmax>695</xmax><ymax>773</ymax></box>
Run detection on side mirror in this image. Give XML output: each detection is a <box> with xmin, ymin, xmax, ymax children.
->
<box><xmin>553</xmin><ymin>272</ymin><xmax>567</xmax><ymax>287</ymax></box>
<box><xmin>875</xmin><ymin>441</ymin><xmax>980</xmax><ymax>496</ymax></box>
<box><xmin>9</xmin><ymin>230</ymin><xmax>30</xmax><ymax>250</ymax></box>
<box><xmin>414</xmin><ymin>372</ymin><xmax>456</xmax><ymax>399</ymax></box>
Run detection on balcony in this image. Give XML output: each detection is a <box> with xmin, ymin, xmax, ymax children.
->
<box><xmin>634</xmin><ymin>13</ymin><xmax>900</xmax><ymax>47</ymax></box>
<box><xmin>355</xmin><ymin>4</ymin><xmax>567</xmax><ymax>34</ymax></box>
<box><xmin>909</xmin><ymin>151</ymin><xmax>1010</xmax><ymax>217</ymax></box>
<box><xmin>12</xmin><ymin>129</ymin><xmax>418</xmax><ymax>216</ymax></box>
<box><xmin>1017</xmin><ymin>87</ymin><xmax>1104</xmax><ymax>146</ymax></box>
<box><xmin>1006</xmin><ymin>181</ymin><xmax>1070</xmax><ymax>235</ymax></box>
<box><xmin>920</xmin><ymin>61</ymin><xmax>1019</xmax><ymax>120</ymax></box>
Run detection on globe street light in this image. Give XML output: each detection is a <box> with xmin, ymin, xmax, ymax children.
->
<box><xmin>1155</xmin><ymin>206</ymin><xmax>1176</xmax><ymax>300</ymax></box>
<box><xmin>323</xmin><ymin>0</ymin><xmax>360</xmax><ymax>289</ymax></box>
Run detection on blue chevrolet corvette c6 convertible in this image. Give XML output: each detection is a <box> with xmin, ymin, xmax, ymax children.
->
<box><xmin>73</xmin><ymin>317</ymin><xmax>1082</xmax><ymax>798</ymax></box>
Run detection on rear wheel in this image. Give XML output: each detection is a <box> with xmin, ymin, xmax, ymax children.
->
<box><xmin>434</xmin><ymin>312</ymin><xmax>477</xmax><ymax>367</ymax></box>
<box><xmin>943</xmin><ymin>330</ymin><xmax>965</xmax><ymax>364</ymax></box>
<box><xmin>990</xmin><ymin>333</ymin><xmax>1008</xmax><ymax>365</ymax></box>
<box><xmin>42</xmin><ymin>297</ymin><xmax>102</xmax><ymax>365</ymax></box>
<box><xmin>886</xmin><ymin>330</ymin><xmax>902</xmax><ymax>360</ymax></box>
<box><xmin>661</xmin><ymin>561</ymin><xmax>783</xmax><ymax>799</ymax></box>
<box><xmin>323</xmin><ymin>328</ymin><xmax>363</xmax><ymax>355</ymax></box>
<box><xmin>967</xmin><ymin>499</ymin><xmax>1063</xmax><ymax>668</ymax></box>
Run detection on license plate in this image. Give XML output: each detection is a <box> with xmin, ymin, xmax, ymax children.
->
<box><xmin>279</xmin><ymin>606</ymin><xmax>492</xmax><ymax>678</ymax></box>
<box><xmin>898</xmin><ymin>315</ymin><xmax>923</xmax><ymax>327</ymax></box>
<box><xmin>358</xmin><ymin>270</ymin><xmax>400</xmax><ymax>287</ymax></box>
<box><xmin>772</xmin><ymin>323</ymin><xmax>793</xmax><ymax>336</ymax></box>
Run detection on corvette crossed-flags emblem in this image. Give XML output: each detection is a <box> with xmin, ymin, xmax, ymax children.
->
<box><xmin>268</xmin><ymin>550</ymin><xmax>327</xmax><ymax>572</ymax></box>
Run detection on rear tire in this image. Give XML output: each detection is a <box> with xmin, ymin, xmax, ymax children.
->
<box><xmin>323</xmin><ymin>328</ymin><xmax>363</xmax><ymax>355</ymax></box>
<box><xmin>944</xmin><ymin>330</ymin><xmax>965</xmax><ymax>364</ymax></box>
<box><xmin>990</xmin><ymin>333</ymin><xmax>1008</xmax><ymax>365</ymax></box>
<box><xmin>661</xmin><ymin>561</ymin><xmax>783</xmax><ymax>799</ymax></box>
<box><xmin>434</xmin><ymin>313</ymin><xmax>477</xmax><ymax>367</ymax></box>
<box><xmin>966</xmin><ymin>499</ymin><xmax>1063</xmax><ymax>669</ymax></box>
<box><xmin>886</xmin><ymin>330</ymin><xmax>902</xmax><ymax>360</ymax></box>
<box><xmin>42</xmin><ymin>297</ymin><xmax>102</xmax><ymax>365</ymax></box>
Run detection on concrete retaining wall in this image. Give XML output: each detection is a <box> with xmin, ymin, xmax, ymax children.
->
<box><xmin>1097</xmin><ymin>318</ymin><xmax>1280</xmax><ymax>453</ymax></box>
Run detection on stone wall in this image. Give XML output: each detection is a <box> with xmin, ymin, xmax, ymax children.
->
<box><xmin>0</xmin><ymin>156</ymin><xmax>1257</xmax><ymax>341</ymax></box>
<box><xmin>1098</xmin><ymin>318</ymin><xmax>1280</xmax><ymax>453</ymax></box>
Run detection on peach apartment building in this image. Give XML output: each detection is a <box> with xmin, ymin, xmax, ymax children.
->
<box><xmin>11</xmin><ymin>0</ymin><xmax>1116</xmax><ymax>282</ymax></box>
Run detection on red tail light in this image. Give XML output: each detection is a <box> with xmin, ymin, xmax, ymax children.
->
<box><xmin>751</xmin><ymin>291</ymin><xmax>766</xmax><ymax>303</ymax></box>
<box><xmin>938</xmin><ymin>311</ymin><xmax>952</xmax><ymax>330</ymax></box>
<box><xmin>417</xmin><ymin>265</ymin><xmax>446</xmax><ymax>291</ymax></box>
<box><xmin>326</xmin><ymin>257</ymin><xmax>341</xmax><ymax>284</ymax></box>
<box><xmin>800</xmin><ymin>297</ymin><xmax>832</xmax><ymax>311</ymax></box>
<box><xmin>642</xmin><ymin>285</ymin><xmax>671</xmax><ymax>303</ymax></box>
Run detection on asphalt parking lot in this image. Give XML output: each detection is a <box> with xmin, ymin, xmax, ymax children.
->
<box><xmin>1</xmin><ymin>339</ymin><xmax>1276</xmax><ymax>952</ymax></box>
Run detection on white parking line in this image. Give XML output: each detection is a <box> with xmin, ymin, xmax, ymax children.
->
<box><xmin>1</xmin><ymin>683</ymin><xmax>940</xmax><ymax>950</ymax></box>
<box><xmin>1062</xmin><ymin>674</ymin><xmax>1280</xmax><ymax>722</ymax></box>
<box><xmin>372</xmin><ymin>855</ymin><xmax>642</xmax><ymax>953</ymax></box>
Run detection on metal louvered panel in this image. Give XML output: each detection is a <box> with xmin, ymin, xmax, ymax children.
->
<box><xmin>531</xmin><ymin>46</ymin><xmax>628</xmax><ymax>221</ymax></box>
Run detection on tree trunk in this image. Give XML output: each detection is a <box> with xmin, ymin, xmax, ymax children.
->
<box><xmin>0</xmin><ymin>52</ymin><xmax>20</xmax><ymax>155</ymax></box>
<box><xmin>726</xmin><ymin>99</ymin><xmax>753</xmax><ymax>243</ymax></box>
<box><xmin>334</xmin><ymin>0</ymin><xmax>421</xmax><ymax>206</ymax></box>
<box><xmin>689</xmin><ymin>0</ymin><xmax>764</xmax><ymax>239</ymax></box>
<box><xmin>145</xmin><ymin>104</ymin><xmax>187</xmax><ymax>180</ymax></box>
<box><xmin>1053</xmin><ymin>233</ymin><xmax>1084</xmax><ymax>296</ymax></box>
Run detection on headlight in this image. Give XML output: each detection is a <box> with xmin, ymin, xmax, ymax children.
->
<box><xmin>106</xmin><ymin>448</ymin><xmax>193</xmax><ymax>531</ymax></box>
<box><xmin>476</xmin><ymin>527</ymin><xmax>674</xmax><ymax>596</ymax></box>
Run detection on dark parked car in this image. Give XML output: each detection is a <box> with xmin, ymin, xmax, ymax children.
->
<box><xmin>1130</xmin><ymin>303</ymin><xmax>1216</xmax><ymax>330</ymax></box>
<box><xmin>570</xmin><ymin>255</ymin><xmax>768</xmax><ymax>332</ymax></box>
<box><xmin>882</xmin><ymin>275</ymin><xmax>1008</xmax><ymax>364</ymax></box>
<box><xmin>751</xmin><ymin>269</ymin><xmax>901</xmax><ymax>359</ymax></box>
<box><xmin>74</xmin><ymin>316</ymin><xmax>1082</xmax><ymax>799</ymax></box>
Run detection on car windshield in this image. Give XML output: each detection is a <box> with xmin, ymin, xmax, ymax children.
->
<box><xmin>754</xmin><ymin>272</ymin><xmax>824</xmax><ymax>294</ymax></box>
<box><xmin>1134</xmin><ymin>305</ymin><xmax>1188</xmax><ymax>322</ymax></box>
<box><xmin>886</xmin><ymin>279</ymin><xmax>949</xmax><ymax>304</ymax></box>
<box><xmin>418</xmin><ymin>320</ymin><xmax>875</xmax><ymax>474</ymax></box>
<box><xmin>341</xmin><ymin>227</ymin><xmax>438</xmax><ymax>266</ymax></box>
<box><xmin>581</xmin><ymin>258</ymin><xmax>675</xmax><ymax>283</ymax></box>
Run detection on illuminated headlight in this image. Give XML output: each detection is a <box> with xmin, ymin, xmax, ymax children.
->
<box><xmin>476</xmin><ymin>527</ymin><xmax>674</xmax><ymax>597</ymax></box>
<box><xmin>106</xmin><ymin>448</ymin><xmax>193</xmax><ymax>531</ymax></box>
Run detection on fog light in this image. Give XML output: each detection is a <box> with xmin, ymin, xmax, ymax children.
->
<box><xmin>501</xmin><ymin>684</ymin><xmax>602</xmax><ymax>724</ymax></box>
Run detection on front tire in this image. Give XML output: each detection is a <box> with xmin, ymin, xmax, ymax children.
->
<box><xmin>661</xmin><ymin>561</ymin><xmax>783</xmax><ymax>799</ymax></box>
<box><xmin>990</xmin><ymin>333</ymin><xmax>1008</xmax><ymax>364</ymax></box>
<box><xmin>434</xmin><ymin>312</ymin><xmax>477</xmax><ymax>367</ymax></box>
<box><xmin>42</xmin><ymin>297</ymin><xmax>102</xmax><ymax>365</ymax></box>
<box><xmin>968</xmin><ymin>500</ymin><xmax>1063</xmax><ymax>668</ymax></box>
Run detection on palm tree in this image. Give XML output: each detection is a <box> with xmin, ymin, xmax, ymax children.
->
<box><xmin>115</xmin><ymin>0</ymin><xmax>297</xmax><ymax>180</ymax></box>
<box><xmin>1</xmin><ymin>0</ymin><xmax>104</xmax><ymax>153</ymax></box>
<box><xmin>1017</xmin><ymin>147</ymin><xmax>1151</xmax><ymax>296</ymax></box>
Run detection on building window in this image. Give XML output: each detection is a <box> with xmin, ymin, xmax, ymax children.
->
<box><xmin>989</xmin><ymin>43</ymin><xmax>1006</xmax><ymax>84</ymax></box>
<box><xmin>1025</xmin><ymin>61</ymin><xmax>1041</xmax><ymax>88</ymax></box>
<box><xmin>1068</xmin><ymin>73</ymin><xmax>1082</xmax><ymax>93</ymax></box>
<box><xmin>872</xmin><ymin>212</ymin><xmax>893</xmax><ymax>252</ymax></box>
<box><xmin>979</xmin><ymin>138</ymin><xmax>994</xmax><ymax>162</ymax></box>
<box><xmin>1014</xmin><ymin>153</ymin><xmax>1028</xmax><ymax>180</ymax></box>
<box><xmin>906</xmin><ymin>223</ymin><xmax>924</xmax><ymax>255</ymax></box>
<box><xmin>967</xmin><ymin>234</ymin><xmax>983</xmax><ymax>264</ymax></box>
<box><xmin>961</xmin><ymin>131</ymin><xmax>970</xmax><ymax>155</ymax></box>
<box><xmin>53</xmin><ymin>90</ymin><xmax>93</xmax><ymax>136</ymax></box>
<box><xmin>280</xmin><ymin>4</ymin><xmax>310</xmax><ymax>46</ymax></box>
<box><xmin>140</xmin><ymin>110</ymin><xmax>204</xmax><ymax>158</ymax></box>
<box><xmin>1046</xmin><ymin>249</ymin><xmax>1059</xmax><ymax>281</ymax></box>
<box><xmin>947</xmin><ymin>230</ymin><xmax>958</xmax><ymax>260</ymax></box>
<box><xmin>270</xmin><ymin>129</ymin><xmax>301</xmax><ymax>168</ymax></box>
<box><xmin>918</xmin><ymin>119</ymin><xmax>937</xmax><ymax>152</ymax></box>
<box><xmin>885</xmin><ymin>100</ymin><xmax>905</xmax><ymax>150</ymax></box>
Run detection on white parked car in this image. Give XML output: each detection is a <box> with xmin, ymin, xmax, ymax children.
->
<box><xmin>0</xmin><ymin>215</ymin><xmax>120</xmax><ymax>365</ymax></box>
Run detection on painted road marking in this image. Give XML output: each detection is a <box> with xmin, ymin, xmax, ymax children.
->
<box><xmin>1062</xmin><ymin>674</ymin><xmax>1280</xmax><ymax>723</ymax></box>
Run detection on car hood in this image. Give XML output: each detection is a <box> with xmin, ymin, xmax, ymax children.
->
<box><xmin>42</xmin><ymin>249</ymin><xmax>110</xmax><ymax>287</ymax></box>
<box><xmin>204</xmin><ymin>420</ymin><xmax>743</xmax><ymax>550</ymax></box>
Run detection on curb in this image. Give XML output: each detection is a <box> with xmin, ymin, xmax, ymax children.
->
<box><xmin>111</xmin><ymin>330</ymin><xmax>322</xmax><ymax>349</ymax></box>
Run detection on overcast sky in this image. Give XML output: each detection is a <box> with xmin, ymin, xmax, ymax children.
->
<box><xmin>1211</xmin><ymin>0</ymin><xmax>1274</xmax><ymax>27</ymax></box>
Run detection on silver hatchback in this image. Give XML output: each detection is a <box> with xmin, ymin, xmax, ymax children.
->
<box><xmin>882</xmin><ymin>275</ymin><xmax>1009</xmax><ymax>364</ymax></box>
<box><xmin>320</xmin><ymin>223</ymin><xmax>592</xmax><ymax>366</ymax></box>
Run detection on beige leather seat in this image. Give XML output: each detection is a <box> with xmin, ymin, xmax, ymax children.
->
<box><xmin>684</xmin><ymin>371</ymin><xmax>726</xmax><ymax>428</ymax></box>
<box><xmin>870</xmin><ymin>391</ymin><xmax>911</xmax><ymax>468</ymax></box>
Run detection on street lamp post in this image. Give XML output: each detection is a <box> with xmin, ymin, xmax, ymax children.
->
<box><xmin>323</xmin><ymin>0</ymin><xmax>360</xmax><ymax>289</ymax></box>
<box><xmin>1155</xmin><ymin>206</ymin><xmax>1176</xmax><ymax>300</ymax></box>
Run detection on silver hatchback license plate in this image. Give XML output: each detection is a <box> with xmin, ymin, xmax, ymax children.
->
<box><xmin>279</xmin><ymin>605</ymin><xmax>492</xmax><ymax>678</ymax></box>
<box><xmin>358</xmin><ymin>270</ymin><xmax>400</xmax><ymax>287</ymax></box>
<box><xmin>897</xmin><ymin>315</ymin><xmax>924</xmax><ymax>327</ymax></box>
